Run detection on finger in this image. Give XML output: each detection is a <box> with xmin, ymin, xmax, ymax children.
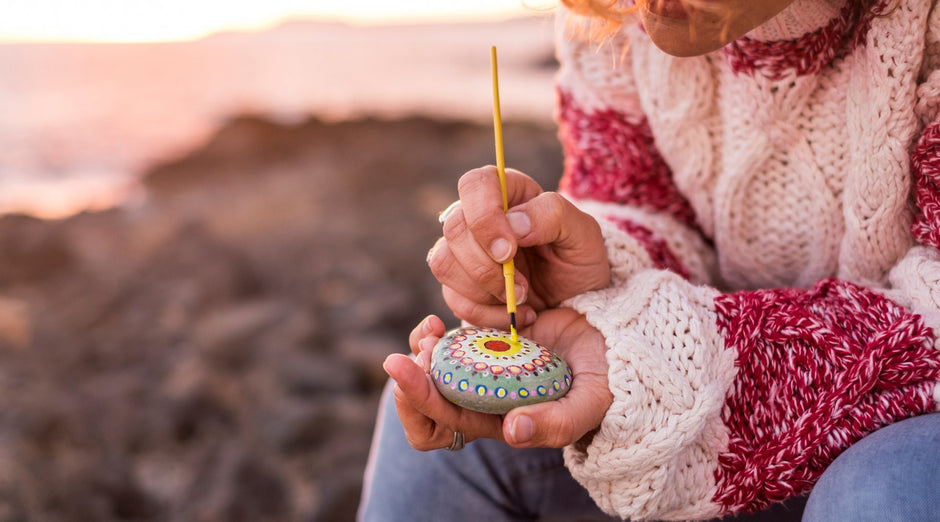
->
<box><xmin>428</xmin><ymin>236</ymin><xmax>513</xmax><ymax>308</ymax></box>
<box><xmin>386</xmin><ymin>353</ymin><xmax>452</xmax><ymax>450</ymax></box>
<box><xmin>439</xmin><ymin>207</ymin><xmax>507</xmax><ymax>301</ymax></box>
<box><xmin>408</xmin><ymin>315</ymin><xmax>446</xmax><ymax>356</ymax></box>
<box><xmin>502</xmin><ymin>367</ymin><xmax>611</xmax><ymax>448</ymax></box>
<box><xmin>457</xmin><ymin>166</ymin><xmax>542</xmax><ymax>263</ymax></box>
<box><xmin>504</xmin><ymin>312</ymin><xmax>612</xmax><ymax>448</ymax></box>
<box><xmin>442</xmin><ymin>285</ymin><xmax>537</xmax><ymax>330</ymax></box>
<box><xmin>384</xmin><ymin>353</ymin><xmax>505</xmax><ymax>443</ymax></box>
<box><xmin>510</xmin><ymin>192</ymin><xmax>605</xmax><ymax>261</ymax></box>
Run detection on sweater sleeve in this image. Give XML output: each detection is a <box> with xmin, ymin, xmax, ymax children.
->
<box><xmin>553</xmin><ymin>9</ymin><xmax>718</xmax><ymax>288</ymax></box>
<box><xmin>563</xmin><ymin>270</ymin><xmax>940</xmax><ymax>521</ymax></box>
<box><xmin>557</xmin><ymin>5</ymin><xmax>940</xmax><ymax>521</ymax></box>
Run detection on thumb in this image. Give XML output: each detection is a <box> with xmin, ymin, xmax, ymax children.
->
<box><xmin>501</xmin><ymin>378</ymin><xmax>610</xmax><ymax>448</ymax></box>
<box><xmin>510</xmin><ymin>192</ymin><xmax>603</xmax><ymax>258</ymax></box>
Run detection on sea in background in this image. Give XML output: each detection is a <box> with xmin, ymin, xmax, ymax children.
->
<box><xmin>0</xmin><ymin>16</ymin><xmax>556</xmax><ymax>218</ymax></box>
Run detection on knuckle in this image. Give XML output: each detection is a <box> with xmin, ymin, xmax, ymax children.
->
<box><xmin>441</xmin><ymin>208</ymin><xmax>464</xmax><ymax>239</ymax></box>
<box><xmin>457</xmin><ymin>167</ymin><xmax>493</xmax><ymax>195</ymax></box>
<box><xmin>545</xmin><ymin>414</ymin><xmax>576</xmax><ymax>447</ymax></box>
<box><xmin>542</xmin><ymin>192</ymin><xmax>568</xmax><ymax>221</ymax></box>
<box><xmin>428</xmin><ymin>246</ymin><xmax>456</xmax><ymax>281</ymax></box>
<box><xmin>407</xmin><ymin>435</ymin><xmax>436</xmax><ymax>452</ymax></box>
<box><xmin>467</xmin><ymin>261</ymin><xmax>496</xmax><ymax>285</ymax></box>
<box><xmin>446</xmin><ymin>294</ymin><xmax>487</xmax><ymax>324</ymax></box>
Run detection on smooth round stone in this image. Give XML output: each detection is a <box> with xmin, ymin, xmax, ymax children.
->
<box><xmin>430</xmin><ymin>326</ymin><xmax>572</xmax><ymax>414</ymax></box>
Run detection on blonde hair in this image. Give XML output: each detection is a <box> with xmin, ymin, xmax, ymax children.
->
<box><xmin>558</xmin><ymin>0</ymin><xmax>736</xmax><ymax>41</ymax></box>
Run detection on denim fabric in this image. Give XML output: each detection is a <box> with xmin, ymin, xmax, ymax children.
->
<box><xmin>358</xmin><ymin>383</ymin><xmax>619</xmax><ymax>522</ymax></box>
<box><xmin>803</xmin><ymin>412</ymin><xmax>940</xmax><ymax>522</ymax></box>
<box><xmin>361</xmin><ymin>383</ymin><xmax>936</xmax><ymax>521</ymax></box>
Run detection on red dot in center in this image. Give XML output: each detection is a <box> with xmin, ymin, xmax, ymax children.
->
<box><xmin>484</xmin><ymin>339</ymin><xmax>511</xmax><ymax>352</ymax></box>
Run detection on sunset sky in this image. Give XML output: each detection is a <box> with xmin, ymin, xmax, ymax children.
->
<box><xmin>0</xmin><ymin>1</ymin><xmax>539</xmax><ymax>43</ymax></box>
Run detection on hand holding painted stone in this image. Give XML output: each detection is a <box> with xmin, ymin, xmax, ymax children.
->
<box><xmin>430</xmin><ymin>326</ymin><xmax>572</xmax><ymax>414</ymax></box>
<box><xmin>386</xmin><ymin>309</ymin><xmax>611</xmax><ymax>450</ymax></box>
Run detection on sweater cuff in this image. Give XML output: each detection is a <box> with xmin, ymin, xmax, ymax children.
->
<box><xmin>887</xmin><ymin>245</ymin><xmax>940</xmax><ymax>409</ymax></box>
<box><xmin>563</xmin><ymin>270</ymin><xmax>735</xmax><ymax>521</ymax></box>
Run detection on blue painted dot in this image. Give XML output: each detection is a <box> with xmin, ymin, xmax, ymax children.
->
<box><xmin>536</xmin><ymin>385</ymin><xmax>547</xmax><ymax>396</ymax></box>
<box><xmin>458</xmin><ymin>380</ymin><xmax>469</xmax><ymax>392</ymax></box>
<box><xmin>443</xmin><ymin>372</ymin><xmax>452</xmax><ymax>384</ymax></box>
<box><xmin>495</xmin><ymin>387</ymin><xmax>507</xmax><ymax>398</ymax></box>
<box><xmin>475</xmin><ymin>384</ymin><xmax>487</xmax><ymax>396</ymax></box>
<box><xmin>518</xmin><ymin>388</ymin><xmax>529</xmax><ymax>398</ymax></box>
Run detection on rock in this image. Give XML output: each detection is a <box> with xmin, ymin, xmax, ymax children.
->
<box><xmin>277</xmin><ymin>352</ymin><xmax>361</xmax><ymax>396</ymax></box>
<box><xmin>0</xmin><ymin>296</ymin><xmax>30</xmax><ymax>350</ymax></box>
<box><xmin>0</xmin><ymin>214</ymin><xmax>74</xmax><ymax>284</ymax></box>
<box><xmin>0</xmin><ymin>115</ymin><xmax>564</xmax><ymax>520</ymax></box>
<box><xmin>430</xmin><ymin>326</ymin><xmax>572</xmax><ymax>414</ymax></box>
<box><xmin>335</xmin><ymin>333</ymin><xmax>402</xmax><ymax>392</ymax></box>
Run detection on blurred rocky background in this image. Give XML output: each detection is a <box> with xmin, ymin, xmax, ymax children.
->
<box><xmin>0</xmin><ymin>115</ymin><xmax>563</xmax><ymax>521</ymax></box>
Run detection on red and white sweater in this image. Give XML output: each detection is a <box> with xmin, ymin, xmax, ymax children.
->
<box><xmin>555</xmin><ymin>0</ymin><xmax>940</xmax><ymax>519</ymax></box>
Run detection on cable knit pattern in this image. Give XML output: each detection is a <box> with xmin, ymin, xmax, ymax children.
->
<box><xmin>558</xmin><ymin>91</ymin><xmax>699</xmax><ymax>229</ymax></box>
<box><xmin>564</xmin><ymin>271</ymin><xmax>734</xmax><ymax>521</ymax></box>
<box><xmin>566</xmin><ymin>198</ymin><xmax>720</xmax><ymax>286</ymax></box>
<box><xmin>606</xmin><ymin>217</ymin><xmax>690</xmax><ymax>279</ymax></box>
<box><xmin>913</xmin><ymin>121</ymin><xmax>940</xmax><ymax>248</ymax></box>
<box><xmin>723</xmin><ymin>0</ymin><xmax>873</xmax><ymax>79</ymax></box>
<box><xmin>714</xmin><ymin>279</ymin><xmax>940</xmax><ymax>513</ymax></box>
<box><xmin>554</xmin><ymin>0</ymin><xmax>940</xmax><ymax>519</ymax></box>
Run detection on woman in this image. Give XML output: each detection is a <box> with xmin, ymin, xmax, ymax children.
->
<box><xmin>361</xmin><ymin>1</ymin><xmax>940</xmax><ymax>520</ymax></box>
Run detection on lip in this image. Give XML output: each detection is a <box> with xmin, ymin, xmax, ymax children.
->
<box><xmin>643</xmin><ymin>0</ymin><xmax>692</xmax><ymax>20</ymax></box>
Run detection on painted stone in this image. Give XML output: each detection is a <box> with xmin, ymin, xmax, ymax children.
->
<box><xmin>430</xmin><ymin>326</ymin><xmax>572</xmax><ymax>414</ymax></box>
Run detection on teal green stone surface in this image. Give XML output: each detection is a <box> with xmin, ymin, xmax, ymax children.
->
<box><xmin>430</xmin><ymin>326</ymin><xmax>572</xmax><ymax>414</ymax></box>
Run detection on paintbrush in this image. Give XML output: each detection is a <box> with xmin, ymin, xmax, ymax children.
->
<box><xmin>490</xmin><ymin>46</ymin><xmax>519</xmax><ymax>344</ymax></box>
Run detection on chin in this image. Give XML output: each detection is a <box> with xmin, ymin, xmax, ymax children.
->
<box><xmin>639</xmin><ymin>9</ymin><xmax>735</xmax><ymax>57</ymax></box>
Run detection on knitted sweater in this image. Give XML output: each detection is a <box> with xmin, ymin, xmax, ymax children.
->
<box><xmin>554</xmin><ymin>0</ymin><xmax>940</xmax><ymax>519</ymax></box>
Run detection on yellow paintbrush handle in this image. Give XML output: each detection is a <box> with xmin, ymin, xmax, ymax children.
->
<box><xmin>491</xmin><ymin>46</ymin><xmax>518</xmax><ymax>343</ymax></box>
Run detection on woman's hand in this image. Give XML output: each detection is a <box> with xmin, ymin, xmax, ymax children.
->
<box><xmin>385</xmin><ymin>310</ymin><xmax>613</xmax><ymax>450</ymax></box>
<box><xmin>429</xmin><ymin>166</ymin><xmax>610</xmax><ymax>330</ymax></box>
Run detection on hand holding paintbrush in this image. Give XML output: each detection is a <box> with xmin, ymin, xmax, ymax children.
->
<box><xmin>423</xmin><ymin>47</ymin><xmax>573</xmax><ymax>416</ymax></box>
<box><xmin>382</xmin><ymin>46</ymin><xmax>613</xmax><ymax>449</ymax></box>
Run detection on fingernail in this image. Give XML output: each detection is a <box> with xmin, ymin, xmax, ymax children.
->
<box><xmin>490</xmin><ymin>238</ymin><xmax>511</xmax><ymax>262</ymax></box>
<box><xmin>524</xmin><ymin>308</ymin><xmax>537</xmax><ymax>326</ymax></box>
<box><xmin>510</xmin><ymin>415</ymin><xmax>533</xmax><ymax>444</ymax></box>
<box><xmin>438</xmin><ymin>200</ymin><xmax>461</xmax><ymax>224</ymax></box>
<box><xmin>426</xmin><ymin>247</ymin><xmax>435</xmax><ymax>264</ymax></box>
<box><xmin>421</xmin><ymin>318</ymin><xmax>432</xmax><ymax>334</ymax></box>
<box><xmin>514</xmin><ymin>284</ymin><xmax>526</xmax><ymax>305</ymax></box>
<box><xmin>507</xmin><ymin>212</ymin><xmax>531</xmax><ymax>237</ymax></box>
<box><xmin>416</xmin><ymin>350</ymin><xmax>431</xmax><ymax>372</ymax></box>
<box><xmin>418</xmin><ymin>337</ymin><xmax>436</xmax><ymax>353</ymax></box>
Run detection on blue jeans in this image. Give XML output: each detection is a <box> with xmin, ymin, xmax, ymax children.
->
<box><xmin>803</xmin><ymin>411</ymin><xmax>940</xmax><ymax>522</ymax></box>
<box><xmin>360</xmin><ymin>382</ymin><xmax>938</xmax><ymax>521</ymax></box>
